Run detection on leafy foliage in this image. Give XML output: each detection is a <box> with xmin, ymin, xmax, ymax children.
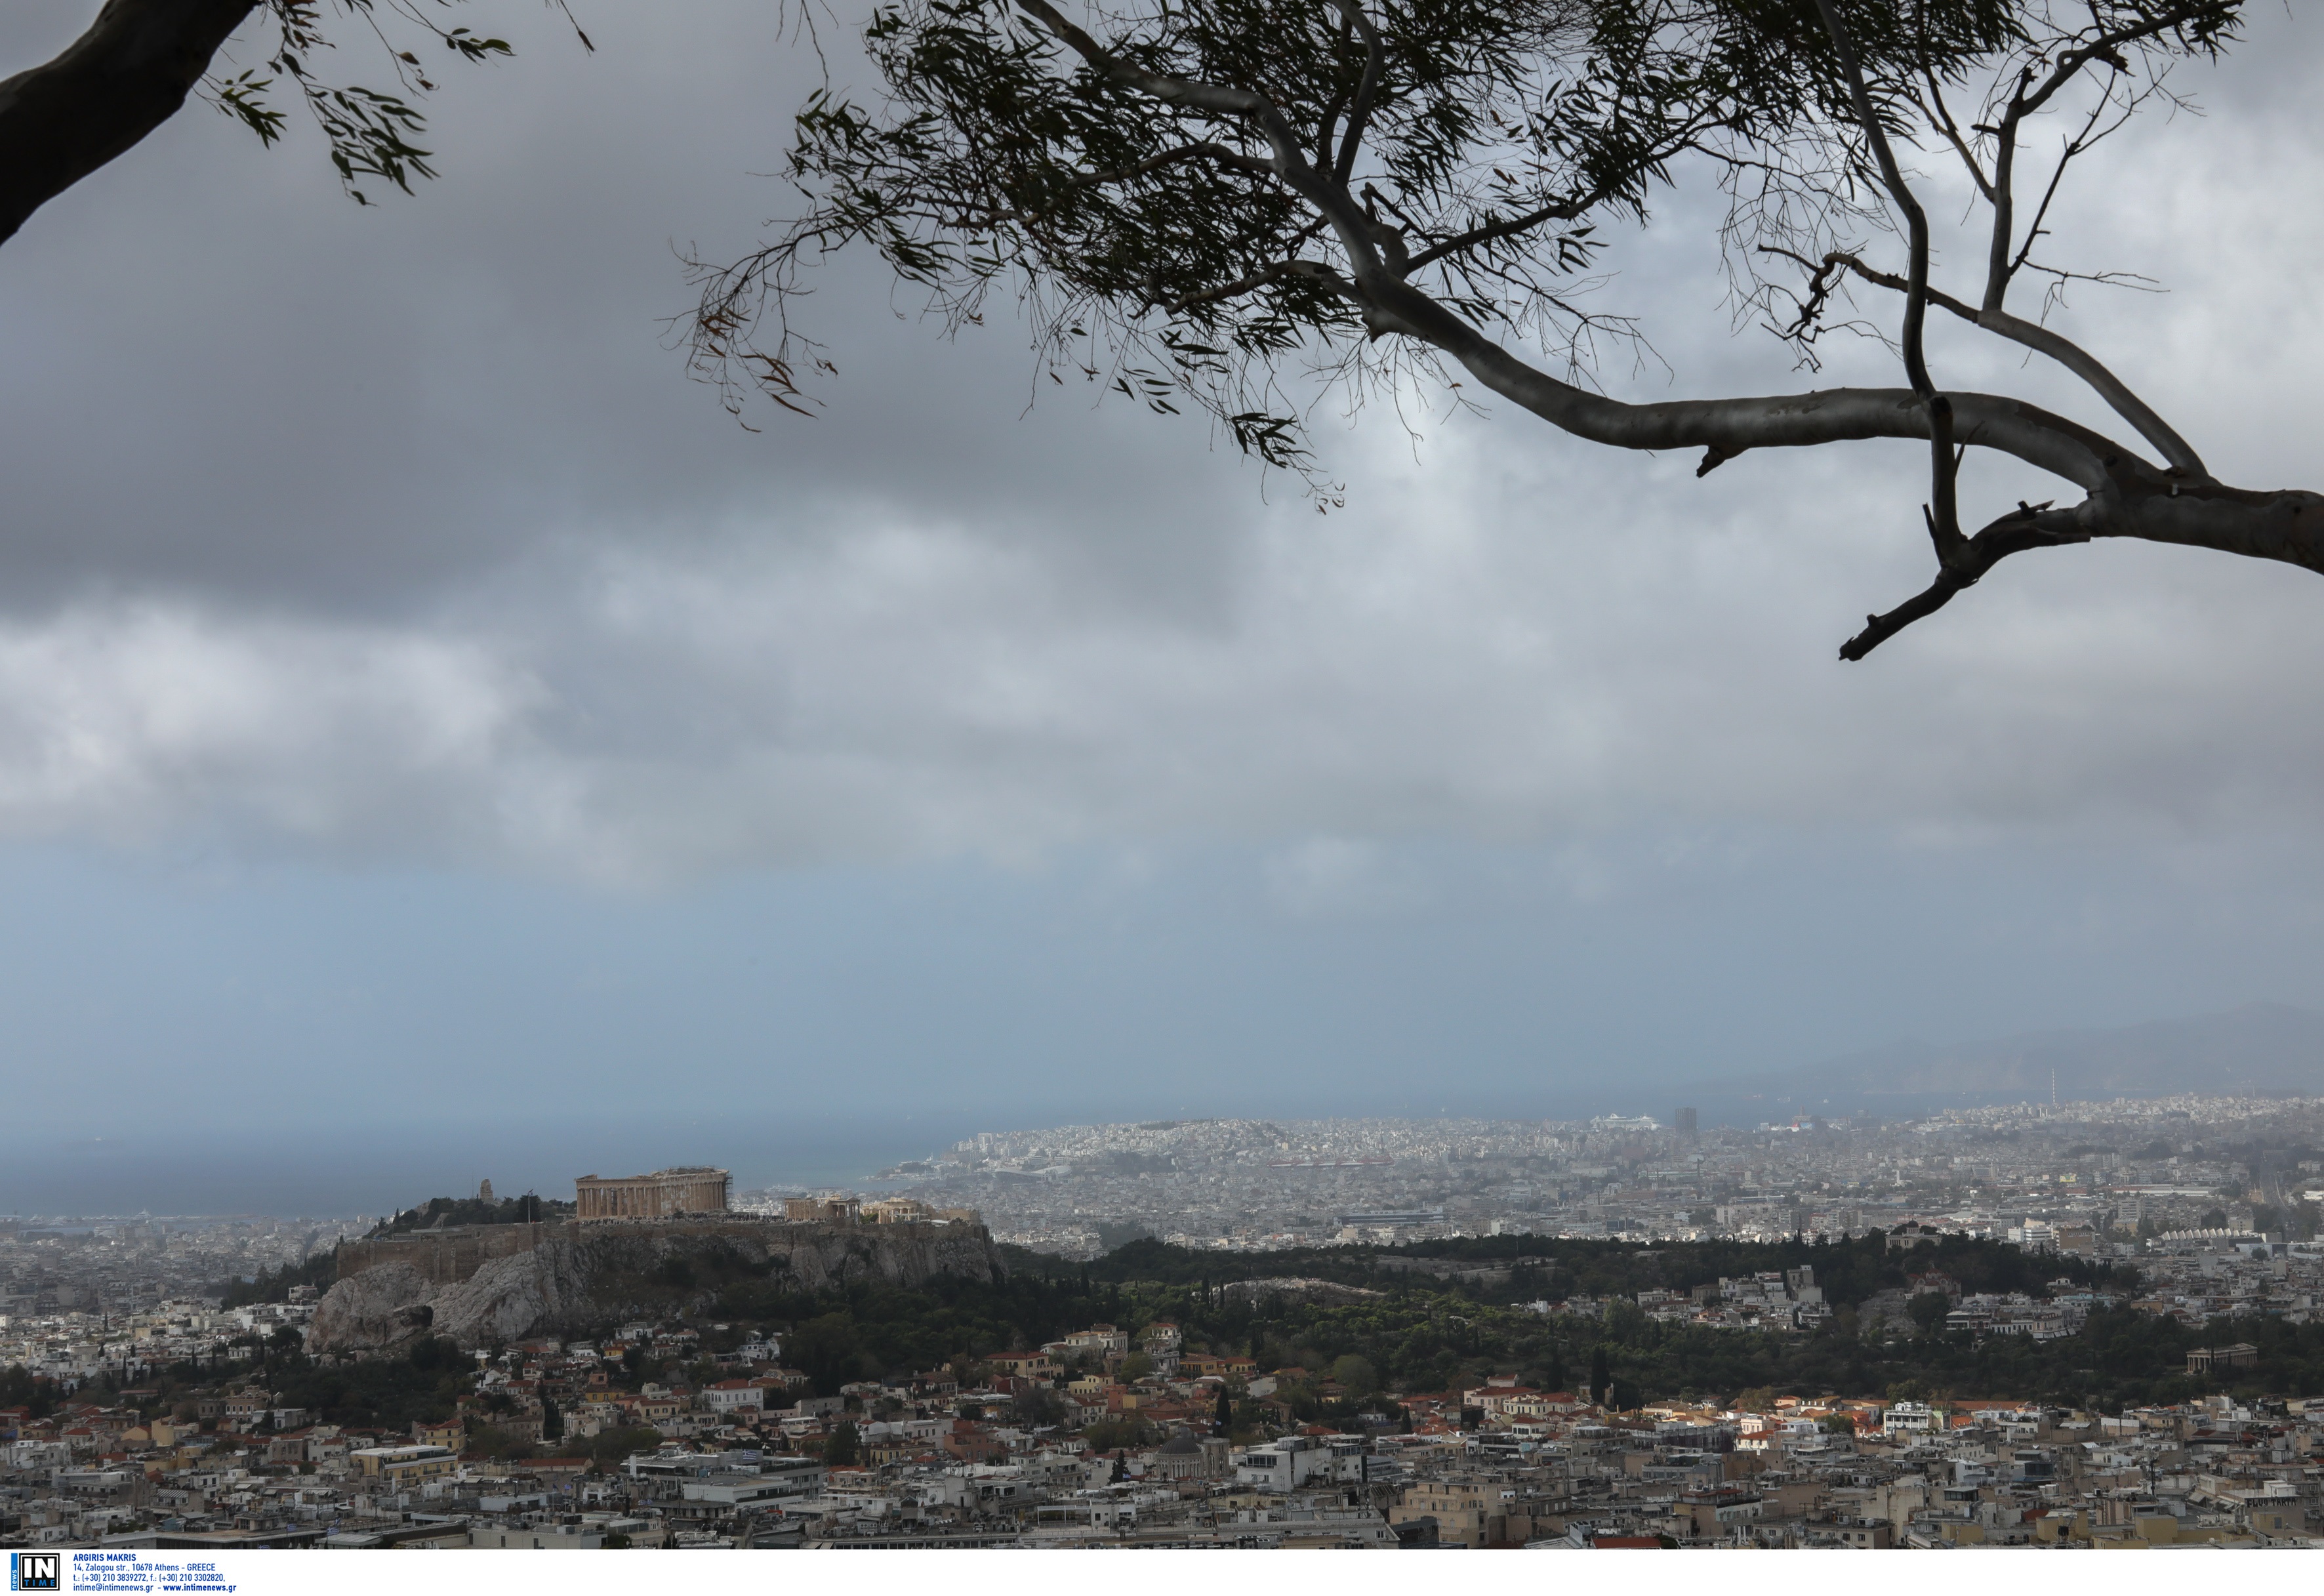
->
<box><xmin>214</xmin><ymin>1249</ymin><xmax>338</xmax><ymax>1308</ymax></box>
<box><xmin>1076</xmin><ymin>1229</ymin><xmax>2136</xmax><ymax>1298</ymax></box>
<box><xmin>1082</xmin><ymin>1414</ymin><xmax>1158</xmax><ymax>1449</ymax></box>
<box><xmin>0</xmin><ymin>1362</ymin><xmax>61</xmax><ymax>1420</ymax></box>
<box><xmin>689</xmin><ymin>0</ymin><xmax>2234</xmax><ymax>489</ymax></box>
<box><xmin>203</xmin><ymin>1</ymin><xmax>590</xmax><ymax>203</ymax></box>
<box><xmin>369</xmin><ymin>1192</ymin><xmax>575</xmax><ymax>1235</ymax></box>
<box><xmin>693</xmin><ymin>1240</ymin><xmax>2320</xmax><ymax>1417</ymax></box>
<box><xmin>685</xmin><ymin>1230</ymin><xmax>2291</xmax><ymax>1419</ymax></box>
<box><xmin>578</xmin><ymin>1423</ymin><xmax>666</xmax><ymax>1462</ymax></box>
<box><xmin>1088</xmin><ymin>1235</ymin><xmax>2310</xmax><ymax>1411</ymax></box>
<box><xmin>712</xmin><ymin>1267</ymin><xmax>1136</xmax><ymax>1394</ymax></box>
<box><xmin>269</xmin><ymin>1334</ymin><xmax>474</xmax><ymax>1428</ymax></box>
<box><xmin>584</xmin><ymin>1238</ymin><xmax>786</xmax><ymax>1317</ymax></box>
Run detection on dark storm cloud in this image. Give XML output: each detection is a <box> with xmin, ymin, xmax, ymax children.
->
<box><xmin>0</xmin><ymin>1</ymin><xmax>2316</xmax><ymax>877</ymax></box>
<box><xmin>0</xmin><ymin>1</ymin><xmax>1257</xmax><ymax>617</ymax></box>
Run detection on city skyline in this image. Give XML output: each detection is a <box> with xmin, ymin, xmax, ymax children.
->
<box><xmin>7</xmin><ymin>1088</ymin><xmax>2317</xmax><ymax>1547</ymax></box>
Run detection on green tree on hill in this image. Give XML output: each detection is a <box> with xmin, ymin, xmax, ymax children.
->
<box><xmin>1909</xmin><ymin>1292</ymin><xmax>1954</xmax><ymax>1338</ymax></box>
<box><xmin>370</xmin><ymin>1193</ymin><xmax>575</xmax><ymax>1237</ymax></box>
<box><xmin>216</xmin><ymin>1251</ymin><xmax>336</xmax><ymax>1309</ymax></box>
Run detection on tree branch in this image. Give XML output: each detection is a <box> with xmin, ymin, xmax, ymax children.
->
<box><xmin>1338</xmin><ymin>255</ymin><xmax>2324</xmax><ymax>589</ymax></box>
<box><xmin>743</xmin><ymin>0</ymin><xmax>2321</xmax><ymax>653</ymax></box>
<box><xmin>1324</xmin><ymin>0</ymin><xmax>1383</xmax><ymax>189</ymax></box>
<box><xmin>1816</xmin><ymin>0</ymin><xmax>1962</xmax><ymax>567</ymax></box>
<box><xmin>1071</xmin><ymin>141</ymin><xmax>1277</xmax><ymax>187</ymax></box>
<box><xmin>1984</xmin><ymin>5</ymin><xmax>2233</xmax><ymax>312</ymax></box>
<box><xmin>1013</xmin><ymin>0</ymin><xmax>1389</xmax><ymax>291</ymax></box>
<box><xmin>1801</xmin><ymin>249</ymin><xmax>2206</xmax><ymax>477</ymax></box>
<box><xmin>2007</xmin><ymin>94</ymin><xmax>2115</xmax><ymax>288</ymax></box>
<box><xmin>1985</xmin><ymin>66</ymin><xmax>2029</xmax><ymax>312</ymax></box>
<box><xmin>0</xmin><ymin>0</ymin><xmax>260</xmax><ymax>247</ymax></box>
<box><xmin>1915</xmin><ymin>68</ymin><xmax>1993</xmax><ymax>202</ymax></box>
<box><xmin>1167</xmin><ymin>256</ymin><xmax>1355</xmax><ymax>313</ymax></box>
<box><xmin>1403</xmin><ymin>197</ymin><xmax>1583</xmax><ymax>274</ymax></box>
<box><xmin>1004</xmin><ymin>7</ymin><xmax>2149</xmax><ymax>503</ymax></box>
<box><xmin>2010</xmin><ymin>6</ymin><xmax>2229</xmax><ymax>125</ymax></box>
<box><xmin>1837</xmin><ymin>500</ymin><xmax>2090</xmax><ymax>660</ymax></box>
<box><xmin>1404</xmin><ymin>113</ymin><xmax>1718</xmax><ymax>279</ymax></box>
<box><xmin>1013</xmin><ymin>0</ymin><xmax>1269</xmax><ymax>119</ymax></box>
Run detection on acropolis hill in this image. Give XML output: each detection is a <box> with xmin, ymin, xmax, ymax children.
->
<box><xmin>309</xmin><ymin>1211</ymin><xmax>1004</xmax><ymax>1354</ymax></box>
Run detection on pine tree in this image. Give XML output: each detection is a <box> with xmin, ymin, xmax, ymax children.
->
<box><xmin>825</xmin><ymin>1420</ymin><xmax>859</xmax><ymax>1467</ymax></box>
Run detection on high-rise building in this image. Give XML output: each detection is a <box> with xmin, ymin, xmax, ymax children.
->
<box><xmin>1675</xmin><ymin>1106</ymin><xmax>1699</xmax><ymax>1138</ymax></box>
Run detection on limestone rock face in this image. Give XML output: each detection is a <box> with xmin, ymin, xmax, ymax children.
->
<box><xmin>306</xmin><ymin>1261</ymin><xmax>439</xmax><ymax>1351</ymax></box>
<box><xmin>417</xmin><ymin>1240</ymin><xmax>595</xmax><ymax>1349</ymax></box>
<box><xmin>307</xmin><ymin>1218</ymin><xmax>1006</xmax><ymax>1353</ymax></box>
<box><xmin>1219</xmin><ymin>1276</ymin><xmax>1386</xmax><ymax>1307</ymax></box>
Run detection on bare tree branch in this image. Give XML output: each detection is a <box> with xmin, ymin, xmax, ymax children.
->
<box><xmin>1915</xmin><ymin>66</ymin><xmax>1993</xmax><ymax>201</ymax></box>
<box><xmin>1168</xmin><ymin>256</ymin><xmax>1356</xmax><ymax>312</ymax></box>
<box><xmin>1793</xmin><ymin>248</ymin><xmax>2206</xmax><ymax>477</ymax></box>
<box><xmin>1816</xmin><ymin>0</ymin><xmax>1965</xmax><ymax>588</ymax></box>
<box><xmin>1982</xmin><ymin>3</ymin><xmax>2229</xmax><ymax>313</ymax></box>
<box><xmin>1839</xmin><ymin>500</ymin><xmax>2090</xmax><ymax>661</ymax></box>
<box><xmin>1402</xmin><ymin>199</ymin><xmax>1582</xmax><ymax>274</ymax></box>
<box><xmin>1324</xmin><ymin>0</ymin><xmax>1383</xmax><ymax>189</ymax></box>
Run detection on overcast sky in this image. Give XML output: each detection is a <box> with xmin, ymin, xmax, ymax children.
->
<box><xmin>3</xmin><ymin>1</ymin><xmax>2323</xmax><ymax>1212</ymax></box>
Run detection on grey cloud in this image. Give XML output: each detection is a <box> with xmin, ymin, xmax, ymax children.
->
<box><xmin>0</xmin><ymin>1</ymin><xmax>1258</xmax><ymax>615</ymax></box>
<box><xmin>0</xmin><ymin>2</ymin><xmax>2316</xmax><ymax>878</ymax></box>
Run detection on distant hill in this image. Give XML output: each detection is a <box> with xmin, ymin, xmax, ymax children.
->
<box><xmin>1675</xmin><ymin>1002</ymin><xmax>2324</xmax><ymax>1122</ymax></box>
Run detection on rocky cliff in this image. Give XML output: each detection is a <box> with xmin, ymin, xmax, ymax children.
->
<box><xmin>308</xmin><ymin>1217</ymin><xmax>1006</xmax><ymax>1353</ymax></box>
<box><xmin>1219</xmin><ymin>1276</ymin><xmax>1386</xmax><ymax>1307</ymax></box>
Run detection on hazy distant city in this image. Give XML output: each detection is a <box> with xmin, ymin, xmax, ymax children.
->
<box><xmin>816</xmin><ymin>1094</ymin><xmax>2324</xmax><ymax>1261</ymax></box>
<box><xmin>11</xmin><ymin>1090</ymin><xmax>2322</xmax><ymax>1315</ymax></box>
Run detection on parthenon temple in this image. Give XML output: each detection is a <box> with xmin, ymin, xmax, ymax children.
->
<box><xmin>573</xmin><ymin>1166</ymin><xmax>731</xmax><ymax>1221</ymax></box>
